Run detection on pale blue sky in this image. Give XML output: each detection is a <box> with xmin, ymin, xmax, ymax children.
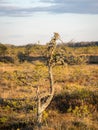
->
<box><xmin>0</xmin><ymin>0</ymin><xmax>98</xmax><ymax>45</ymax></box>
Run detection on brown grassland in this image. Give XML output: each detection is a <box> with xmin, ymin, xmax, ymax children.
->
<box><xmin>0</xmin><ymin>44</ymin><xmax>98</xmax><ymax>130</ymax></box>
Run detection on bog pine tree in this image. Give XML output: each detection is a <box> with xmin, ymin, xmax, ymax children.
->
<box><xmin>36</xmin><ymin>33</ymin><xmax>62</xmax><ymax>129</ymax></box>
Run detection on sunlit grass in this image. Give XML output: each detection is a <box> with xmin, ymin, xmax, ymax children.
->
<box><xmin>0</xmin><ymin>62</ymin><xmax>98</xmax><ymax>129</ymax></box>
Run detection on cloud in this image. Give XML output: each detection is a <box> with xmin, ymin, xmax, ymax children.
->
<box><xmin>0</xmin><ymin>0</ymin><xmax>10</xmax><ymax>5</ymax></box>
<box><xmin>0</xmin><ymin>0</ymin><xmax>98</xmax><ymax>17</ymax></box>
<box><xmin>40</xmin><ymin>0</ymin><xmax>98</xmax><ymax>14</ymax></box>
<box><xmin>46</xmin><ymin>0</ymin><xmax>98</xmax><ymax>14</ymax></box>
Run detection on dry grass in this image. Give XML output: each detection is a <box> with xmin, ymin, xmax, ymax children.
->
<box><xmin>0</xmin><ymin>62</ymin><xmax>98</xmax><ymax>129</ymax></box>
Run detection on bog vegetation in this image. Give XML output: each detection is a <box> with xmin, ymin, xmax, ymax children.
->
<box><xmin>0</xmin><ymin>37</ymin><xmax>98</xmax><ymax>130</ymax></box>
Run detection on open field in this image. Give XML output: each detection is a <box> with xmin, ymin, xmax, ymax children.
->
<box><xmin>0</xmin><ymin>43</ymin><xmax>98</xmax><ymax>129</ymax></box>
<box><xmin>0</xmin><ymin>61</ymin><xmax>98</xmax><ymax>130</ymax></box>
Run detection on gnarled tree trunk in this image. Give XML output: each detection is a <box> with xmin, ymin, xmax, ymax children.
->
<box><xmin>36</xmin><ymin>33</ymin><xmax>60</xmax><ymax>129</ymax></box>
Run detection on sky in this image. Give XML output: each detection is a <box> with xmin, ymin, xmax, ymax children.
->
<box><xmin>0</xmin><ymin>0</ymin><xmax>98</xmax><ymax>45</ymax></box>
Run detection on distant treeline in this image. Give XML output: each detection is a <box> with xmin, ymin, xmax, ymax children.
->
<box><xmin>0</xmin><ymin>41</ymin><xmax>98</xmax><ymax>64</ymax></box>
<box><xmin>66</xmin><ymin>41</ymin><xmax>98</xmax><ymax>47</ymax></box>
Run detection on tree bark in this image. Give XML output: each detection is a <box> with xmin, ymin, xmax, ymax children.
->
<box><xmin>36</xmin><ymin>65</ymin><xmax>54</xmax><ymax>129</ymax></box>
